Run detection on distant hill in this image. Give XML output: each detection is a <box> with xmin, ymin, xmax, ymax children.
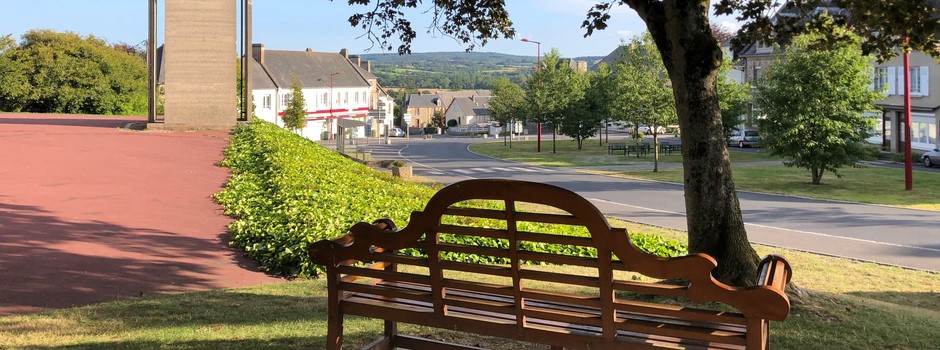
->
<box><xmin>358</xmin><ymin>52</ymin><xmax>601</xmax><ymax>90</ymax></box>
<box><xmin>360</xmin><ymin>51</ymin><xmax>535</xmax><ymax>65</ymax></box>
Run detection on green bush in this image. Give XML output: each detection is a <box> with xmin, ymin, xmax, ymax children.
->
<box><xmin>215</xmin><ymin>121</ymin><xmax>686</xmax><ymax>277</ymax></box>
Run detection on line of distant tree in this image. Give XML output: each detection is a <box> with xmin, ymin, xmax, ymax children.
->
<box><xmin>0</xmin><ymin>30</ymin><xmax>148</xmax><ymax>115</ymax></box>
<box><xmin>365</xmin><ymin>52</ymin><xmax>602</xmax><ymax>90</ymax></box>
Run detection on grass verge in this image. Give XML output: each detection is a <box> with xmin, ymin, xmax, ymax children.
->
<box><xmin>589</xmin><ymin>165</ymin><xmax>940</xmax><ymax>211</ymax></box>
<box><xmin>470</xmin><ymin>139</ymin><xmax>780</xmax><ymax>166</ymax></box>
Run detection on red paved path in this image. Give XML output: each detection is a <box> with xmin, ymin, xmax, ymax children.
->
<box><xmin>0</xmin><ymin>113</ymin><xmax>282</xmax><ymax>316</ymax></box>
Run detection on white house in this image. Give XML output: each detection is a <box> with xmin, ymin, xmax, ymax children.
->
<box><xmin>871</xmin><ymin>50</ymin><xmax>938</xmax><ymax>152</ymax></box>
<box><xmin>251</xmin><ymin>44</ymin><xmax>394</xmax><ymax>140</ymax></box>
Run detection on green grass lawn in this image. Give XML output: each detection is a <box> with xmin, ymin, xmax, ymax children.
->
<box><xmin>2</xmin><ymin>223</ymin><xmax>938</xmax><ymax>349</ymax></box>
<box><xmin>471</xmin><ymin>139</ymin><xmax>780</xmax><ymax>167</ymax></box>
<box><xmin>472</xmin><ymin>140</ymin><xmax>939</xmax><ymax>211</ymax></box>
<box><xmin>591</xmin><ymin>165</ymin><xmax>940</xmax><ymax>211</ymax></box>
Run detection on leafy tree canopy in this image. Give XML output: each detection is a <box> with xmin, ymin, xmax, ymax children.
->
<box><xmin>754</xmin><ymin>15</ymin><xmax>881</xmax><ymax>185</ymax></box>
<box><xmin>0</xmin><ymin>30</ymin><xmax>147</xmax><ymax>115</ymax></box>
<box><xmin>488</xmin><ymin>77</ymin><xmax>526</xmax><ymax>126</ymax></box>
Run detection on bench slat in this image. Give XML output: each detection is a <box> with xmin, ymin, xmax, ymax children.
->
<box><xmin>521</xmin><ymin>288</ymin><xmax>602</xmax><ymax>308</ymax></box>
<box><xmin>514</xmin><ymin>212</ymin><xmax>583</xmax><ymax>226</ymax></box>
<box><xmin>519</xmin><ymin>269</ymin><xmax>600</xmax><ymax>287</ymax></box>
<box><xmin>437</xmin><ymin>243</ymin><xmax>512</xmax><ymax>259</ymax></box>
<box><xmin>615</xmin><ymin>299</ymin><xmax>747</xmax><ymax>326</ymax></box>
<box><xmin>517</xmin><ymin>250</ymin><xmax>600</xmax><ymax>268</ymax></box>
<box><xmin>340</xmin><ymin>282</ymin><xmax>433</xmax><ymax>303</ymax></box>
<box><xmin>516</xmin><ymin>231</ymin><xmax>595</xmax><ymax>246</ymax></box>
<box><xmin>612</xmin><ymin>280</ymin><xmax>689</xmax><ymax>298</ymax></box>
<box><xmin>438</xmin><ymin>224</ymin><xmax>508</xmax><ymax>239</ymax></box>
<box><xmin>373</xmin><ymin>252</ymin><xmax>430</xmax><ymax>267</ymax></box>
<box><xmin>442</xmin><ymin>279</ymin><xmax>515</xmax><ymax>297</ymax></box>
<box><xmin>439</xmin><ymin>260</ymin><xmax>513</xmax><ymax>277</ymax></box>
<box><xmin>336</xmin><ymin>265</ymin><xmax>431</xmax><ymax>285</ymax></box>
<box><xmin>443</xmin><ymin>206</ymin><xmax>507</xmax><ymax>220</ymax></box>
<box><xmin>617</xmin><ymin>317</ymin><xmax>748</xmax><ymax>346</ymax></box>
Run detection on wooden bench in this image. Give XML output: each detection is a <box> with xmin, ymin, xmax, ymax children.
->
<box><xmin>626</xmin><ymin>143</ymin><xmax>650</xmax><ymax>157</ymax></box>
<box><xmin>608</xmin><ymin>142</ymin><xmax>626</xmax><ymax>155</ymax></box>
<box><xmin>309</xmin><ymin>179</ymin><xmax>792</xmax><ymax>350</ymax></box>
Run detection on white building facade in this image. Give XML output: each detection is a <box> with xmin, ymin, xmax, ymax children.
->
<box><xmin>250</xmin><ymin>44</ymin><xmax>384</xmax><ymax>140</ymax></box>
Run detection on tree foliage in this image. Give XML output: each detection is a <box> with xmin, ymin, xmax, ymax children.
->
<box><xmin>489</xmin><ymin>77</ymin><xmax>526</xmax><ymax>128</ymax></box>
<box><xmin>282</xmin><ymin>76</ymin><xmax>308</xmax><ymax>132</ymax></box>
<box><xmin>558</xmin><ymin>68</ymin><xmax>595</xmax><ymax>150</ymax></box>
<box><xmin>615</xmin><ymin>33</ymin><xmax>677</xmax><ymax>171</ymax></box>
<box><xmin>754</xmin><ymin>19</ymin><xmax>880</xmax><ymax>185</ymax></box>
<box><xmin>717</xmin><ymin>56</ymin><xmax>750</xmax><ymax>139</ymax></box>
<box><xmin>0</xmin><ymin>30</ymin><xmax>147</xmax><ymax>115</ymax></box>
<box><xmin>526</xmin><ymin>49</ymin><xmax>584</xmax><ymax>153</ymax></box>
<box><xmin>715</xmin><ymin>0</ymin><xmax>940</xmax><ymax>62</ymax></box>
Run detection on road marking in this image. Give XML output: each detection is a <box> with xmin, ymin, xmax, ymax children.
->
<box><xmin>470</xmin><ymin>168</ymin><xmax>494</xmax><ymax>173</ymax></box>
<box><xmin>453</xmin><ymin>169</ymin><xmax>474</xmax><ymax>174</ymax></box>
<box><xmin>491</xmin><ymin>167</ymin><xmax>514</xmax><ymax>172</ymax></box>
<box><xmin>511</xmin><ymin>167</ymin><xmax>537</xmax><ymax>172</ymax></box>
<box><xmin>587</xmin><ymin>198</ymin><xmax>940</xmax><ymax>254</ymax></box>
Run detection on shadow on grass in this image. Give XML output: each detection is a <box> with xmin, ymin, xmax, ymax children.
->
<box><xmin>847</xmin><ymin>291</ymin><xmax>940</xmax><ymax>312</ymax></box>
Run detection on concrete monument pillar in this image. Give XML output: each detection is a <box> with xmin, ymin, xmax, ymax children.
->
<box><xmin>161</xmin><ymin>0</ymin><xmax>237</xmax><ymax>130</ymax></box>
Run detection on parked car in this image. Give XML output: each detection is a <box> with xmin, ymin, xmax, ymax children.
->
<box><xmin>637</xmin><ymin>125</ymin><xmax>666</xmax><ymax>135</ymax></box>
<box><xmin>389</xmin><ymin>127</ymin><xmax>405</xmax><ymax>137</ymax></box>
<box><xmin>923</xmin><ymin>148</ymin><xmax>940</xmax><ymax>167</ymax></box>
<box><xmin>729</xmin><ymin>128</ymin><xmax>761</xmax><ymax>148</ymax></box>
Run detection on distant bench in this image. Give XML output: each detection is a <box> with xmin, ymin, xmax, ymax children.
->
<box><xmin>309</xmin><ymin>179</ymin><xmax>793</xmax><ymax>350</ymax></box>
<box><xmin>608</xmin><ymin>142</ymin><xmax>626</xmax><ymax>155</ymax></box>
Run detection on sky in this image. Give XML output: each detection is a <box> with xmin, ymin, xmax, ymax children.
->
<box><xmin>0</xmin><ymin>0</ymin><xmax>741</xmax><ymax>58</ymax></box>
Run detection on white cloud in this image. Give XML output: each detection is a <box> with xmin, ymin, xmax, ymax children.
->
<box><xmin>718</xmin><ymin>20</ymin><xmax>742</xmax><ymax>32</ymax></box>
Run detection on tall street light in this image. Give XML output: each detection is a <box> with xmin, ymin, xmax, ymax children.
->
<box><xmin>329</xmin><ymin>72</ymin><xmax>340</xmax><ymax>140</ymax></box>
<box><xmin>522</xmin><ymin>38</ymin><xmax>542</xmax><ymax>152</ymax></box>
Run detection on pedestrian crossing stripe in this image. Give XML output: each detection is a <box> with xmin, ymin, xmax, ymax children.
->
<box><xmin>469</xmin><ymin>168</ymin><xmax>494</xmax><ymax>173</ymax></box>
<box><xmin>491</xmin><ymin>167</ymin><xmax>513</xmax><ymax>172</ymax></box>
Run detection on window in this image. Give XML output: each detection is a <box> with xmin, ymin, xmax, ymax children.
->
<box><xmin>263</xmin><ymin>94</ymin><xmax>271</xmax><ymax>109</ymax></box>
<box><xmin>322</xmin><ymin>93</ymin><xmax>328</xmax><ymax>106</ymax></box>
<box><xmin>344</xmin><ymin>92</ymin><xmax>349</xmax><ymax>104</ymax></box>
<box><xmin>336</xmin><ymin>93</ymin><xmax>341</xmax><ymax>105</ymax></box>
<box><xmin>755</xmin><ymin>42</ymin><xmax>773</xmax><ymax>54</ymax></box>
<box><xmin>281</xmin><ymin>93</ymin><xmax>291</xmax><ymax>108</ymax></box>
<box><xmin>874</xmin><ymin>67</ymin><xmax>889</xmax><ymax>93</ymax></box>
<box><xmin>910</xmin><ymin>67</ymin><xmax>922</xmax><ymax>95</ymax></box>
<box><xmin>752</xmin><ymin>67</ymin><xmax>762</xmax><ymax>84</ymax></box>
<box><xmin>911</xmin><ymin>115</ymin><xmax>937</xmax><ymax>148</ymax></box>
<box><xmin>355</xmin><ymin>91</ymin><xmax>360</xmax><ymax>104</ymax></box>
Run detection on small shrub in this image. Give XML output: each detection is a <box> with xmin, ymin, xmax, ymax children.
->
<box><xmin>392</xmin><ymin>160</ymin><xmax>406</xmax><ymax>168</ymax></box>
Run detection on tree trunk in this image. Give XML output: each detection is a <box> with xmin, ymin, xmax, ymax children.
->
<box><xmin>653</xmin><ymin>130</ymin><xmax>660</xmax><ymax>172</ymax></box>
<box><xmin>811</xmin><ymin>167</ymin><xmax>823</xmax><ymax>185</ymax></box>
<box><xmin>635</xmin><ymin>1</ymin><xmax>759</xmax><ymax>286</ymax></box>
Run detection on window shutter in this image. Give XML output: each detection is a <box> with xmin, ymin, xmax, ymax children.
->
<box><xmin>920</xmin><ymin>66</ymin><xmax>929</xmax><ymax>96</ymax></box>
<box><xmin>888</xmin><ymin>67</ymin><xmax>897</xmax><ymax>95</ymax></box>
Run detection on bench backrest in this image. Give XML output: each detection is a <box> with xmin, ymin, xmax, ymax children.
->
<box><xmin>310</xmin><ymin>179</ymin><xmax>790</xmax><ymax>348</ymax></box>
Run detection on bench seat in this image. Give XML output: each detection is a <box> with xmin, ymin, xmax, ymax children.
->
<box><xmin>310</xmin><ymin>179</ymin><xmax>792</xmax><ymax>350</ymax></box>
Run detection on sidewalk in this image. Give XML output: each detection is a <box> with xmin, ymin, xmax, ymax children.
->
<box><xmin>0</xmin><ymin>113</ymin><xmax>281</xmax><ymax>316</ymax></box>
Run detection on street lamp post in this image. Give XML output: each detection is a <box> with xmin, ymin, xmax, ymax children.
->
<box><xmin>329</xmin><ymin>72</ymin><xmax>340</xmax><ymax>140</ymax></box>
<box><xmin>522</xmin><ymin>38</ymin><xmax>542</xmax><ymax>152</ymax></box>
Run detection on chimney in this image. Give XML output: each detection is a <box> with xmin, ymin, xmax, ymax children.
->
<box><xmin>349</xmin><ymin>55</ymin><xmax>361</xmax><ymax>65</ymax></box>
<box><xmin>306</xmin><ymin>48</ymin><xmax>313</xmax><ymax>52</ymax></box>
<box><xmin>366</xmin><ymin>61</ymin><xmax>372</xmax><ymax>72</ymax></box>
<box><xmin>339</xmin><ymin>48</ymin><xmax>348</xmax><ymax>58</ymax></box>
<box><xmin>252</xmin><ymin>43</ymin><xmax>265</xmax><ymax>64</ymax></box>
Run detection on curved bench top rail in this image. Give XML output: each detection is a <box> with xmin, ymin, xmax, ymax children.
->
<box><xmin>309</xmin><ymin>179</ymin><xmax>790</xmax><ymax>320</ymax></box>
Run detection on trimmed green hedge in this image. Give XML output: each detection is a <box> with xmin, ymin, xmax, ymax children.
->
<box><xmin>214</xmin><ymin>121</ymin><xmax>686</xmax><ymax>277</ymax></box>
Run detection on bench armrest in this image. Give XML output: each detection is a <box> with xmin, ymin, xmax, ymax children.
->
<box><xmin>757</xmin><ymin>254</ymin><xmax>792</xmax><ymax>293</ymax></box>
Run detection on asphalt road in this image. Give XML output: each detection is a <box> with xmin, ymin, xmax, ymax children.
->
<box><xmin>359</xmin><ymin>136</ymin><xmax>940</xmax><ymax>272</ymax></box>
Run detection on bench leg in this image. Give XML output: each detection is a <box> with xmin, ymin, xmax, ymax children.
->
<box><xmin>326</xmin><ymin>312</ymin><xmax>343</xmax><ymax>350</ymax></box>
